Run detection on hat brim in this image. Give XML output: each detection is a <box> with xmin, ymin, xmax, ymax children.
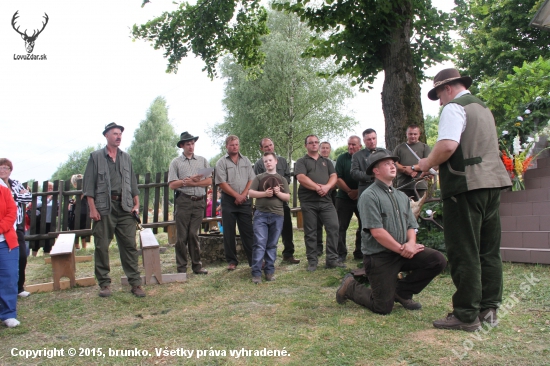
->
<box><xmin>102</xmin><ymin>124</ymin><xmax>125</xmax><ymax>135</ymax></box>
<box><xmin>366</xmin><ymin>156</ymin><xmax>399</xmax><ymax>176</ymax></box>
<box><xmin>177</xmin><ymin>136</ymin><xmax>199</xmax><ymax>147</ymax></box>
<box><xmin>427</xmin><ymin>76</ymin><xmax>473</xmax><ymax>101</ymax></box>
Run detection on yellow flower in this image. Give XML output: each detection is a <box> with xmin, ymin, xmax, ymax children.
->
<box><xmin>514</xmin><ymin>122</ymin><xmax>521</xmax><ymax>126</ymax></box>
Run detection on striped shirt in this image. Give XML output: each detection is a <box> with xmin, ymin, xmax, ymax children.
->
<box><xmin>168</xmin><ymin>154</ymin><xmax>210</xmax><ymax>197</ymax></box>
<box><xmin>8</xmin><ymin>179</ymin><xmax>32</xmax><ymax>225</ymax></box>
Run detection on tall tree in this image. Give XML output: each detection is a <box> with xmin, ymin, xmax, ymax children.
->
<box><xmin>211</xmin><ymin>10</ymin><xmax>357</xmax><ymax>162</ymax></box>
<box><xmin>51</xmin><ymin>146</ymin><xmax>97</xmax><ymax>181</ymax></box>
<box><xmin>128</xmin><ymin>96</ymin><xmax>179</xmax><ymax>175</ymax></box>
<box><xmin>454</xmin><ymin>0</ymin><xmax>550</xmax><ymax>85</ymax></box>
<box><xmin>132</xmin><ymin>0</ymin><xmax>452</xmax><ymax>151</ymax></box>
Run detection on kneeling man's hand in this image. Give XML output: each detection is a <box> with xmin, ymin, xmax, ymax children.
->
<box><xmin>400</xmin><ymin>241</ymin><xmax>424</xmax><ymax>259</ymax></box>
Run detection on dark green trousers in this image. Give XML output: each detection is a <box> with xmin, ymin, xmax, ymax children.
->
<box><xmin>443</xmin><ymin>188</ymin><xmax>503</xmax><ymax>323</ymax></box>
<box><xmin>92</xmin><ymin>200</ymin><xmax>141</xmax><ymax>287</ymax></box>
<box><xmin>175</xmin><ymin>195</ymin><xmax>205</xmax><ymax>273</ymax></box>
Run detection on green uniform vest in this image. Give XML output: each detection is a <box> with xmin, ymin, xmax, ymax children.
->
<box><xmin>89</xmin><ymin>149</ymin><xmax>135</xmax><ymax>216</ymax></box>
<box><xmin>439</xmin><ymin>94</ymin><xmax>511</xmax><ymax>200</ymax></box>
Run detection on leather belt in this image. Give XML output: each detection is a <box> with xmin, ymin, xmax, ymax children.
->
<box><xmin>180</xmin><ymin>192</ymin><xmax>204</xmax><ymax>201</ymax></box>
<box><xmin>111</xmin><ymin>195</ymin><xmax>122</xmax><ymax>201</ymax></box>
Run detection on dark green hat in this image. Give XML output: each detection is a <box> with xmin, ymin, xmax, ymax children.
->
<box><xmin>103</xmin><ymin>122</ymin><xmax>124</xmax><ymax>136</ymax></box>
<box><xmin>365</xmin><ymin>148</ymin><xmax>399</xmax><ymax>175</ymax></box>
<box><xmin>177</xmin><ymin>131</ymin><xmax>199</xmax><ymax>147</ymax></box>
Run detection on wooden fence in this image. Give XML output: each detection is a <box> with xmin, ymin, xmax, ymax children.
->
<box><xmin>23</xmin><ymin>169</ymin><xmax>299</xmax><ymax>244</ymax></box>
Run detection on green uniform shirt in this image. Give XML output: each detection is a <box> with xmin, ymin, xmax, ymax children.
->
<box><xmin>295</xmin><ymin>154</ymin><xmax>336</xmax><ymax>203</ymax></box>
<box><xmin>250</xmin><ymin>172</ymin><xmax>290</xmax><ymax>216</ymax></box>
<box><xmin>392</xmin><ymin>142</ymin><xmax>431</xmax><ymax>190</ymax></box>
<box><xmin>358</xmin><ymin>180</ymin><xmax>418</xmax><ymax>255</ymax></box>
<box><xmin>335</xmin><ymin>152</ymin><xmax>358</xmax><ymax>200</ymax></box>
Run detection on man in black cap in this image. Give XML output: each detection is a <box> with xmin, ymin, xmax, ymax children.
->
<box><xmin>336</xmin><ymin>148</ymin><xmax>446</xmax><ymax>315</ymax></box>
<box><xmin>418</xmin><ymin>68</ymin><xmax>511</xmax><ymax>331</ymax></box>
<box><xmin>168</xmin><ymin>132</ymin><xmax>211</xmax><ymax>275</ymax></box>
<box><xmin>83</xmin><ymin>122</ymin><xmax>145</xmax><ymax>298</ymax></box>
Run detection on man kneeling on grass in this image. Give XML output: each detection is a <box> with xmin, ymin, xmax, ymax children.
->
<box><xmin>248</xmin><ymin>152</ymin><xmax>290</xmax><ymax>284</ymax></box>
<box><xmin>336</xmin><ymin>149</ymin><xmax>446</xmax><ymax>314</ymax></box>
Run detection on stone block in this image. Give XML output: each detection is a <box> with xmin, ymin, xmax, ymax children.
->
<box><xmin>199</xmin><ymin>234</ymin><xmax>248</xmax><ymax>264</ymax></box>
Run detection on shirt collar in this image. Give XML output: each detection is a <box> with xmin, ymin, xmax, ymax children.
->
<box><xmin>103</xmin><ymin>146</ymin><xmax>121</xmax><ymax>157</ymax></box>
<box><xmin>374</xmin><ymin>179</ymin><xmax>394</xmax><ymax>192</ymax></box>
<box><xmin>224</xmin><ymin>152</ymin><xmax>244</xmax><ymax>159</ymax></box>
<box><xmin>454</xmin><ymin>90</ymin><xmax>471</xmax><ymax>99</ymax></box>
<box><xmin>182</xmin><ymin>153</ymin><xmax>196</xmax><ymax>161</ymax></box>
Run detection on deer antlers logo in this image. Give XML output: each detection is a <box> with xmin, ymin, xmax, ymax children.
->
<box><xmin>12</xmin><ymin>11</ymin><xmax>49</xmax><ymax>54</ymax></box>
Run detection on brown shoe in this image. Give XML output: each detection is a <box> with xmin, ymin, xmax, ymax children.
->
<box><xmin>131</xmin><ymin>285</ymin><xmax>146</xmax><ymax>298</ymax></box>
<box><xmin>193</xmin><ymin>268</ymin><xmax>208</xmax><ymax>275</ymax></box>
<box><xmin>336</xmin><ymin>273</ymin><xmax>354</xmax><ymax>304</ymax></box>
<box><xmin>283</xmin><ymin>256</ymin><xmax>301</xmax><ymax>264</ymax></box>
<box><xmin>227</xmin><ymin>263</ymin><xmax>237</xmax><ymax>271</ymax></box>
<box><xmin>479</xmin><ymin>308</ymin><xmax>498</xmax><ymax>327</ymax></box>
<box><xmin>99</xmin><ymin>285</ymin><xmax>111</xmax><ymax>298</ymax></box>
<box><xmin>394</xmin><ymin>293</ymin><xmax>422</xmax><ymax>310</ymax></box>
<box><xmin>252</xmin><ymin>276</ymin><xmax>262</xmax><ymax>284</ymax></box>
<box><xmin>265</xmin><ymin>273</ymin><xmax>276</xmax><ymax>281</ymax></box>
<box><xmin>433</xmin><ymin>313</ymin><xmax>481</xmax><ymax>332</ymax></box>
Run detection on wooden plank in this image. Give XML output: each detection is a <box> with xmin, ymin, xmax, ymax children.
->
<box><xmin>140</xmin><ymin>228</ymin><xmax>159</xmax><ymax>248</ymax></box>
<box><xmin>26</xmin><ymin>277</ymin><xmax>96</xmax><ymax>293</ymax></box>
<box><xmin>143</xmin><ymin>173</ymin><xmax>150</xmax><ymax>224</ymax></box>
<box><xmin>163</xmin><ymin>171</ymin><xmax>169</xmax><ymax>228</ymax></box>
<box><xmin>50</xmin><ymin>233</ymin><xmax>75</xmax><ymax>256</ymax></box>
<box><xmin>153</xmin><ymin>172</ymin><xmax>161</xmax><ymax>234</ymax></box>
<box><xmin>121</xmin><ymin>273</ymin><xmax>186</xmax><ymax>285</ymax></box>
<box><xmin>167</xmin><ymin>224</ymin><xmax>177</xmax><ymax>245</ymax></box>
<box><xmin>45</xmin><ymin>255</ymin><xmax>92</xmax><ymax>264</ymax></box>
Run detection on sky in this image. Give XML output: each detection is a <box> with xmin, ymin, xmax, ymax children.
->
<box><xmin>0</xmin><ymin>0</ymin><xmax>454</xmax><ymax>183</ymax></box>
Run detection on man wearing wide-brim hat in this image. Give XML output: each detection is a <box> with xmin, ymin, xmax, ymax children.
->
<box><xmin>168</xmin><ymin>131</ymin><xmax>212</xmax><ymax>275</ymax></box>
<box><xmin>336</xmin><ymin>148</ymin><xmax>446</xmax><ymax>315</ymax></box>
<box><xmin>83</xmin><ymin>122</ymin><xmax>146</xmax><ymax>298</ymax></box>
<box><xmin>168</xmin><ymin>132</ymin><xmax>211</xmax><ymax>275</ymax></box>
<box><xmin>418</xmin><ymin>68</ymin><xmax>512</xmax><ymax>331</ymax></box>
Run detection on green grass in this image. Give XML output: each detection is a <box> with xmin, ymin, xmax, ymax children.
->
<box><xmin>1</xmin><ymin>218</ymin><xmax>549</xmax><ymax>366</ymax></box>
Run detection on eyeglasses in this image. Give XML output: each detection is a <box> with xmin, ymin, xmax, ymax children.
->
<box><xmin>0</xmin><ymin>166</ymin><xmax>11</xmax><ymax>171</ymax></box>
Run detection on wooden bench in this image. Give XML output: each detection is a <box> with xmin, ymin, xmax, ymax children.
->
<box><xmin>50</xmin><ymin>233</ymin><xmax>76</xmax><ymax>290</ymax></box>
<box><xmin>122</xmin><ymin>228</ymin><xmax>186</xmax><ymax>285</ymax></box>
<box><xmin>140</xmin><ymin>228</ymin><xmax>163</xmax><ymax>284</ymax></box>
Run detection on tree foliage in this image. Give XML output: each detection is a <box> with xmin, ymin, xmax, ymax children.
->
<box><xmin>424</xmin><ymin>114</ymin><xmax>439</xmax><ymax>148</ymax></box>
<box><xmin>454</xmin><ymin>0</ymin><xmax>550</xmax><ymax>85</ymax></box>
<box><xmin>133</xmin><ymin>0</ymin><xmax>453</xmax><ymax>151</ymax></box>
<box><xmin>128</xmin><ymin>96</ymin><xmax>179</xmax><ymax>175</ymax></box>
<box><xmin>277</xmin><ymin>0</ymin><xmax>453</xmax><ymax>150</ymax></box>
<box><xmin>332</xmin><ymin>145</ymin><xmax>348</xmax><ymax>160</ymax></box>
<box><xmin>478</xmin><ymin>57</ymin><xmax>550</xmax><ymax>127</ymax></box>
<box><xmin>132</xmin><ymin>0</ymin><xmax>269</xmax><ymax>77</ymax></box>
<box><xmin>51</xmin><ymin>146</ymin><xmax>97</xmax><ymax>182</ymax></box>
<box><xmin>211</xmin><ymin>10</ymin><xmax>357</xmax><ymax>162</ymax></box>
<box><xmin>276</xmin><ymin>0</ymin><xmax>452</xmax><ymax>89</ymax></box>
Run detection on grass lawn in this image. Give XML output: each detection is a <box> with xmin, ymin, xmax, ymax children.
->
<box><xmin>1</xmin><ymin>219</ymin><xmax>549</xmax><ymax>366</ymax></box>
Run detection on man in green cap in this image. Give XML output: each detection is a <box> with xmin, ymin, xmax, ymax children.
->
<box><xmin>336</xmin><ymin>148</ymin><xmax>446</xmax><ymax>315</ymax></box>
<box><xmin>83</xmin><ymin>122</ymin><xmax>145</xmax><ymax>298</ymax></box>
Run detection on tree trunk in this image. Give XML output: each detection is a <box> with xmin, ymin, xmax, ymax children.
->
<box><xmin>380</xmin><ymin>1</ymin><xmax>425</xmax><ymax>152</ymax></box>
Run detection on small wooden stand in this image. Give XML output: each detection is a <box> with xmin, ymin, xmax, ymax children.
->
<box><xmin>140</xmin><ymin>228</ymin><xmax>163</xmax><ymax>284</ymax></box>
<box><xmin>50</xmin><ymin>233</ymin><xmax>76</xmax><ymax>291</ymax></box>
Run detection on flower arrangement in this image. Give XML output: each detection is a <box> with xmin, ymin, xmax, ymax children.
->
<box><xmin>501</xmin><ymin>135</ymin><xmax>545</xmax><ymax>191</ymax></box>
